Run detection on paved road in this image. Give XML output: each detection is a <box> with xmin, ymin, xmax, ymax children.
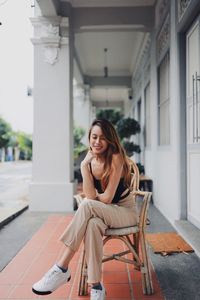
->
<box><xmin>0</xmin><ymin>161</ymin><xmax>32</xmax><ymax>224</ymax></box>
<box><xmin>0</xmin><ymin>161</ymin><xmax>32</xmax><ymax>192</ymax></box>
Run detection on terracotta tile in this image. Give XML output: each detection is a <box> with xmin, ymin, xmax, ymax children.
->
<box><xmin>61</xmin><ymin>215</ymin><xmax>73</xmax><ymax>222</ymax></box>
<box><xmin>22</xmin><ymin>267</ymin><xmax>76</xmax><ymax>287</ymax></box>
<box><xmin>104</xmin><ymin>283</ymin><xmax>131</xmax><ymax>298</ymax></box>
<box><xmin>14</xmin><ymin>244</ymin><xmax>41</xmax><ymax>259</ymax></box>
<box><xmin>129</xmin><ymin>270</ymin><xmax>142</xmax><ymax>283</ymax></box>
<box><xmin>3</xmin><ymin>256</ymin><xmax>34</xmax><ymax>275</ymax></box>
<box><xmin>132</xmin><ymin>282</ymin><xmax>164</xmax><ymax>299</ymax></box>
<box><xmin>0</xmin><ymin>284</ymin><xmax>13</xmax><ymax>298</ymax></box>
<box><xmin>106</xmin><ymin>299</ymin><xmax>131</xmax><ymax>300</ymax></box>
<box><xmin>40</xmin><ymin>241</ymin><xmax>63</xmax><ymax>254</ymax></box>
<box><xmin>0</xmin><ymin>271</ymin><xmax>23</xmax><ymax>285</ymax></box>
<box><xmin>46</xmin><ymin>215</ymin><xmax>65</xmax><ymax>223</ymax></box>
<box><xmin>20</xmin><ymin>268</ymin><xmax>48</xmax><ymax>285</ymax></box>
<box><xmin>71</xmin><ymin>297</ymin><xmax>90</xmax><ymax>300</ymax></box>
<box><xmin>31</xmin><ymin>253</ymin><xmax>58</xmax><ymax>268</ymax></box>
<box><xmin>104</xmin><ymin>240</ymin><xmax>124</xmax><ymax>247</ymax></box>
<box><xmin>0</xmin><ymin>215</ymin><xmax>164</xmax><ymax>300</ymax></box>
<box><xmin>8</xmin><ymin>285</ymin><xmax>39</xmax><ymax>299</ymax></box>
<box><xmin>103</xmin><ymin>261</ymin><xmax>127</xmax><ymax>272</ymax></box>
<box><xmin>103</xmin><ymin>247</ymin><xmax>124</xmax><ymax>254</ymax></box>
<box><xmin>50</xmin><ymin>224</ymin><xmax>70</xmax><ymax>240</ymax></box>
<box><xmin>40</xmin><ymin>284</ymin><xmax>71</xmax><ymax>299</ymax></box>
<box><xmin>69</xmin><ymin>289</ymin><xmax>90</xmax><ymax>299</ymax></box>
<box><xmin>103</xmin><ymin>271</ymin><xmax>129</xmax><ymax>284</ymax></box>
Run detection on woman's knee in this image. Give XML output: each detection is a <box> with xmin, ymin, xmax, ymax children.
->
<box><xmin>79</xmin><ymin>198</ymin><xmax>93</xmax><ymax>208</ymax></box>
<box><xmin>78</xmin><ymin>198</ymin><xmax>94</xmax><ymax>214</ymax></box>
<box><xmin>87</xmin><ymin>217</ymin><xmax>107</xmax><ymax>235</ymax></box>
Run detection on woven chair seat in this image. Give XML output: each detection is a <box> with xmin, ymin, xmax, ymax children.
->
<box><xmin>105</xmin><ymin>225</ymin><xmax>139</xmax><ymax>236</ymax></box>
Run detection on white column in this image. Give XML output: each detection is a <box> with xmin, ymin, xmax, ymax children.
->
<box><xmin>30</xmin><ymin>16</ymin><xmax>75</xmax><ymax>212</ymax></box>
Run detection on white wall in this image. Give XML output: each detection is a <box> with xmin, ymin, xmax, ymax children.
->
<box><xmin>131</xmin><ymin>0</ymin><xmax>183</xmax><ymax>225</ymax></box>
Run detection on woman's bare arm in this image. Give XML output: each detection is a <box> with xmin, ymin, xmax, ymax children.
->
<box><xmin>80</xmin><ymin>151</ymin><xmax>97</xmax><ymax>199</ymax></box>
<box><xmin>97</xmin><ymin>154</ymin><xmax>123</xmax><ymax>204</ymax></box>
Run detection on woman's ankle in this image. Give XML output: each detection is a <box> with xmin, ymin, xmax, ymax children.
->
<box><xmin>91</xmin><ymin>282</ymin><xmax>102</xmax><ymax>290</ymax></box>
<box><xmin>56</xmin><ymin>264</ymin><xmax>68</xmax><ymax>273</ymax></box>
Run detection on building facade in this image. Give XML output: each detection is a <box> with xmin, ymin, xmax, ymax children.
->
<box><xmin>30</xmin><ymin>0</ymin><xmax>200</xmax><ymax>251</ymax></box>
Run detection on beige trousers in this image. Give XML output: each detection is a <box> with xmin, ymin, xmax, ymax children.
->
<box><xmin>60</xmin><ymin>193</ymin><xmax>137</xmax><ymax>283</ymax></box>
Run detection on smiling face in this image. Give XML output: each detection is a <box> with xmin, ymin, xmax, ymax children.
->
<box><xmin>89</xmin><ymin>125</ymin><xmax>108</xmax><ymax>155</ymax></box>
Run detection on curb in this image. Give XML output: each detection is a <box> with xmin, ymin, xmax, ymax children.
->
<box><xmin>0</xmin><ymin>205</ymin><xmax>29</xmax><ymax>230</ymax></box>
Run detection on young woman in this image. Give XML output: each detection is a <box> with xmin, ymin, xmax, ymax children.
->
<box><xmin>32</xmin><ymin>119</ymin><xmax>138</xmax><ymax>300</ymax></box>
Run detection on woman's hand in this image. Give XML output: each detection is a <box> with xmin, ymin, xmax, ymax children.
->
<box><xmin>81</xmin><ymin>150</ymin><xmax>96</xmax><ymax>166</ymax></box>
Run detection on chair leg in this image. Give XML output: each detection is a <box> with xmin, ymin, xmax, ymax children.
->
<box><xmin>140</xmin><ymin>232</ymin><xmax>154</xmax><ymax>295</ymax></box>
<box><xmin>78</xmin><ymin>250</ymin><xmax>88</xmax><ymax>296</ymax></box>
<box><xmin>133</xmin><ymin>233</ymin><xmax>140</xmax><ymax>270</ymax></box>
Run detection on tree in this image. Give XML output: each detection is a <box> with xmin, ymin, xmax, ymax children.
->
<box><xmin>116</xmin><ymin>117</ymin><xmax>144</xmax><ymax>173</ymax></box>
<box><xmin>16</xmin><ymin>132</ymin><xmax>32</xmax><ymax>160</ymax></box>
<box><xmin>116</xmin><ymin>117</ymin><xmax>141</xmax><ymax>157</ymax></box>
<box><xmin>0</xmin><ymin>117</ymin><xmax>12</xmax><ymax>148</ymax></box>
<box><xmin>96</xmin><ymin>109</ymin><xmax>123</xmax><ymax>125</ymax></box>
<box><xmin>73</xmin><ymin>125</ymin><xmax>87</xmax><ymax>182</ymax></box>
<box><xmin>73</xmin><ymin>126</ymin><xmax>87</xmax><ymax>160</ymax></box>
<box><xmin>117</xmin><ymin>117</ymin><xmax>141</xmax><ymax>139</ymax></box>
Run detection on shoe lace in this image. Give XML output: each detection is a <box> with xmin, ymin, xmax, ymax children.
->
<box><xmin>43</xmin><ymin>269</ymin><xmax>59</xmax><ymax>284</ymax></box>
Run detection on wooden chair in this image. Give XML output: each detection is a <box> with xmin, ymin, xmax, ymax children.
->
<box><xmin>74</xmin><ymin>160</ymin><xmax>154</xmax><ymax>296</ymax></box>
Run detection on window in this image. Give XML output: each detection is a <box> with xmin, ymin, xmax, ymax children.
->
<box><xmin>144</xmin><ymin>83</ymin><xmax>151</xmax><ymax>147</ymax></box>
<box><xmin>158</xmin><ymin>52</ymin><xmax>170</xmax><ymax>145</ymax></box>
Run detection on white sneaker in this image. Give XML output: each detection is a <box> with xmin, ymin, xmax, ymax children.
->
<box><xmin>32</xmin><ymin>264</ymin><xmax>71</xmax><ymax>295</ymax></box>
<box><xmin>90</xmin><ymin>285</ymin><xmax>106</xmax><ymax>300</ymax></box>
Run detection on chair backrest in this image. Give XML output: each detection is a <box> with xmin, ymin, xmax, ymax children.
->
<box><xmin>129</xmin><ymin>159</ymin><xmax>140</xmax><ymax>191</ymax></box>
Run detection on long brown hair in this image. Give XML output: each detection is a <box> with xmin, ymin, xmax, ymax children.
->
<box><xmin>88</xmin><ymin>119</ymin><xmax>131</xmax><ymax>190</ymax></box>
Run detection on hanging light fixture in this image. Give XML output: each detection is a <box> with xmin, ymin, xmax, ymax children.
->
<box><xmin>104</xmin><ymin>48</ymin><xmax>108</xmax><ymax>78</ymax></box>
<box><xmin>105</xmin><ymin>88</ymin><xmax>109</xmax><ymax>107</ymax></box>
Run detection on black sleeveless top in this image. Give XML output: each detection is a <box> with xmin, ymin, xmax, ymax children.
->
<box><xmin>89</xmin><ymin>163</ymin><xmax>130</xmax><ymax>203</ymax></box>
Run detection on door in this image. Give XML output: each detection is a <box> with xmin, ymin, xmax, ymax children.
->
<box><xmin>186</xmin><ymin>18</ymin><xmax>200</xmax><ymax>229</ymax></box>
<box><xmin>137</xmin><ymin>99</ymin><xmax>142</xmax><ymax>163</ymax></box>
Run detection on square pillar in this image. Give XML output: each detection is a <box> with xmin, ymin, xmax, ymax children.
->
<box><xmin>30</xmin><ymin>16</ymin><xmax>75</xmax><ymax>211</ymax></box>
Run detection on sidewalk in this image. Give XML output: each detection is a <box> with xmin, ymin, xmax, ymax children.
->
<box><xmin>1</xmin><ymin>203</ymin><xmax>200</xmax><ymax>299</ymax></box>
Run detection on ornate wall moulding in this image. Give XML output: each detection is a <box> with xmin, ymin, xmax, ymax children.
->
<box><xmin>155</xmin><ymin>0</ymin><xmax>169</xmax><ymax>29</ymax></box>
<box><xmin>156</xmin><ymin>14</ymin><xmax>170</xmax><ymax>63</ymax></box>
<box><xmin>132</xmin><ymin>34</ymin><xmax>151</xmax><ymax>97</ymax></box>
<box><xmin>144</xmin><ymin>63</ymin><xmax>150</xmax><ymax>84</ymax></box>
<box><xmin>177</xmin><ymin>0</ymin><xmax>192</xmax><ymax>22</ymax></box>
<box><xmin>43</xmin><ymin>45</ymin><xmax>60</xmax><ymax>65</ymax></box>
<box><xmin>31</xmin><ymin>17</ymin><xmax>69</xmax><ymax>65</ymax></box>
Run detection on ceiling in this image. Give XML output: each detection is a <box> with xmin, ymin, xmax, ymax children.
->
<box><xmin>75</xmin><ymin>31</ymin><xmax>145</xmax><ymax>77</ymax></box>
<box><xmin>65</xmin><ymin>0</ymin><xmax>156</xmax><ymax>8</ymax></box>
<box><xmin>38</xmin><ymin>0</ymin><xmax>156</xmax><ymax>107</ymax></box>
<box><xmin>74</xmin><ymin>30</ymin><xmax>147</xmax><ymax>106</ymax></box>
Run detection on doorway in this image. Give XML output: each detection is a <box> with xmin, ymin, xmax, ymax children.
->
<box><xmin>186</xmin><ymin>17</ymin><xmax>200</xmax><ymax>229</ymax></box>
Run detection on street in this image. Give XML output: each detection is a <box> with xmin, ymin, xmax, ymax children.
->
<box><xmin>0</xmin><ymin>161</ymin><xmax>32</xmax><ymax>223</ymax></box>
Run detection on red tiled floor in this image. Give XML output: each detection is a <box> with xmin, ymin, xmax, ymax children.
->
<box><xmin>0</xmin><ymin>215</ymin><xmax>164</xmax><ymax>300</ymax></box>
